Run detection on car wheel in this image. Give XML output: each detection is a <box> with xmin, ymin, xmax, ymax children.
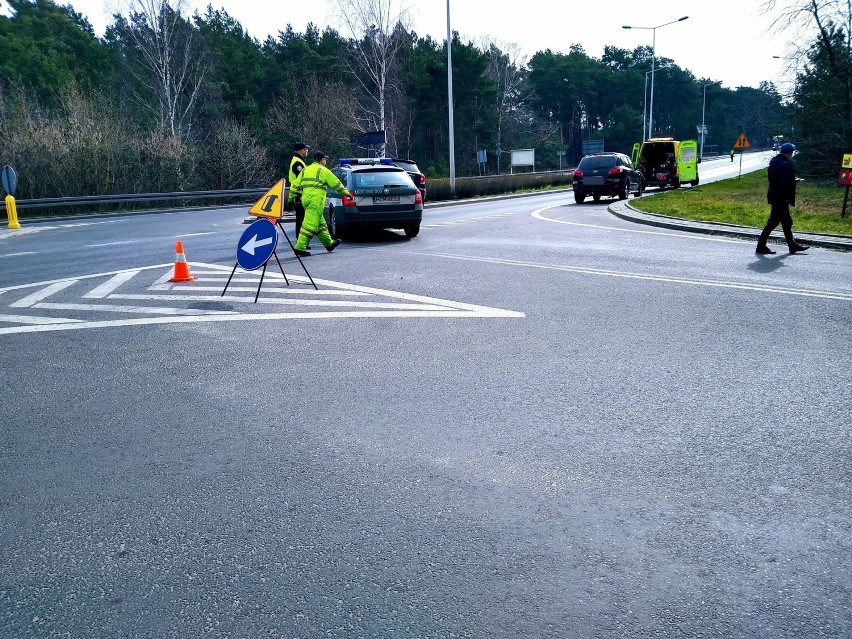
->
<box><xmin>403</xmin><ymin>223</ymin><xmax>420</xmax><ymax>238</ymax></box>
<box><xmin>634</xmin><ymin>179</ymin><xmax>644</xmax><ymax>197</ymax></box>
<box><xmin>574</xmin><ymin>192</ymin><xmax>585</xmax><ymax>204</ymax></box>
<box><xmin>619</xmin><ymin>178</ymin><xmax>630</xmax><ymax>200</ymax></box>
<box><xmin>673</xmin><ymin>177</ymin><xmax>681</xmax><ymax>189</ymax></box>
<box><xmin>327</xmin><ymin>206</ymin><xmax>339</xmax><ymax>239</ymax></box>
<box><xmin>593</xmin><ymin>194</ymin><xmax>601</xmax><ymax>202</ymax></box>
<box><xmin>691</xmin><ymin>176</ymin><xmax>700</xmax><ymax>186</ymax></box>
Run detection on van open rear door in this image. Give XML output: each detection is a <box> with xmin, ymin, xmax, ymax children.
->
<box><xmin>677</xmin><ymin>139</ymin><xmax>699</xmax><ymax>186</ymax></box>
<box><xmin>631</xmin><ymin>142</ymin><xmax>641</xmax><ymax>167</ymax></box>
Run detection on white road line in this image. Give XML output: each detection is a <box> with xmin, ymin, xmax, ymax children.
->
<box><xmin>532</xmin><ymin>205</ymin><xmax>745</xmax><ymax>243</ymax></box>
<box><xmin>0</xmin><ymin>314</ymin><xmax>83</xmax><ymax>325</ymax></box>
<box><xmin>109</xmin><ymin>293</ymin><xmax>454</xmax><ymax>310</ymax></box>
<box><xmin>143</xmin><ymin>284</ymin><xmax>369</xmax><ymax>296</ymax></box>
<box><xmin>394</xmin><ymin>250</ymin><xmax>852</xmax><ymax>302</ymax></box>
<box><xmin>0</xmin><ymin>265</ymin><xmax>175</xmax><ymax>294</ymax></box>
<box><xmin>0</xmin><ymin>251</ymin><xmax>38</xmax><ymax>257</ymax></box>
<box><xmin>0</xmin><ymin>263</ymin><xmax>525</xmax><ymax>335</ymax></box>
<box><xmin>9</xmin><ymin>280</ymin><xmax>77</xmax><ymax>308</ymax></box>
<box><xmin>0</xmin><ymin>308</ymin><xmax>523</xmax><ymax>335</ymax></box>
<box><xmin>34</xmin><ymin>302</ymin><xmax>236</xmax><ymax>315</ymax></box>
<box><xmin>59</xmin><ymin>220</ymin><xmax>120</xmax><ymax>228</ymax></box>
<box><xmin>86</xmin><ymin>240</ymin><xmax>146</xmax><ymax>248</ymax></box>
<box><xmin>83</xmin><ymin>270</ymin><xmax>139</xmax><ymax>298</ymax></box>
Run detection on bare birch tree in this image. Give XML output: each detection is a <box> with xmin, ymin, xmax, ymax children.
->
<box><xmin>763</xmin><ymin>0</ymin><xmax>852</xmax><ymax>171</ymax></box>
<box><xmin>330</xmin><ymin>0</ymin><xmax>411</xmax><ymax>156</ymax></box>
<box><xmin>118</xmin><ymin>0</ymin><xmax>207</xmax><ymax>141</ymax></box>
<box><xmin>265</xmin><ymin>76</ymin><xmax>354</xmax><ymax>159</ymax></box>
<box><xmin>481</xmin><ymin>38</ymin><xmax>529</xmax><ymax>174</ymax></box>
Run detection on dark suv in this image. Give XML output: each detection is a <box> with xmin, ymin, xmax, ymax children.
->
<box><xmin>572</xmin><ymin>152</ymin><xmax>643</xmax><ymax>203</ymax></box>
<box><xmin>325</xmin><ymin>158</ymin><xmax>423</xmax><ymax>238</ymax></box>
<box><xmin>389</xmin><ymin>158</ymin><xmax>426</xmax><ymax>201</ymax></box>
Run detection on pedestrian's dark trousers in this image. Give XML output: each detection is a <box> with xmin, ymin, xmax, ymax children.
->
<box><xmin>758</xmin><ymin>201</ymin><xmax>795</xmax><ymax>248</ymax></box>
<box><xmin>294</xmin><ymin>200</ymin><xmax>306</xmax><ymax>237</ymax></box>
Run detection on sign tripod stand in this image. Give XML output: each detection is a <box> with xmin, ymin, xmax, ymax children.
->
<box><xmin>222</xmin><ymin>179</ymin><xmax>317</xmax><ymax>302</ymax></box>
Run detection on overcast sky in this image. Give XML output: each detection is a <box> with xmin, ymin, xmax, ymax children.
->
<box><xmin>3</xmin><ymin>0</ymin><xmax>795</xmax><ymax>90</ymax></box>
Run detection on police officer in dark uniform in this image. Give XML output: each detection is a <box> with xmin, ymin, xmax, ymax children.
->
<box><xmin>756</xmin><ymin>142</ymin><xmax>809</xmax><ymax>254</ymax></box>
<box><xmin>285</xmin><ymin>142</ymin><xmax>310</xmax><ymax>241</ymax></box>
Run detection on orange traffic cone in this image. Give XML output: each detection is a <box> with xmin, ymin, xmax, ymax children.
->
<box><xmin>169</xmin><ymin>240</ymin><xmax>196</xmax><ymax>282</ymax></box>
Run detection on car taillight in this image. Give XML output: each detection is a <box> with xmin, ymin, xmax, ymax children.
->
<box><xmin>573</xmin><ymin>170</ymin><xmax>583</xmax><ymax>178</ymax></box>
<box><xmin>608</xmin><ymin>167</ymin><xmax>623</xmax><ymax>176</ymax></box>
<box><xmin>415</xmin><ymin>190</ymin><xmax>423</xmax><ymax>204</ymax></box>
<box><xmin>342</xmin><ymin>194</ymin><xmax>356</xmax><ymax>206</ymax></box>
<box><xmin>419</xmin><ymin>175</ymin><xmax>426</xmax><ymax>186</ymax></box>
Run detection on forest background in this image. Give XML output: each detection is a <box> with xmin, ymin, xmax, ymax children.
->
<box><xmin>1</xmin><ymin>0</ymin><xmax>850</xmax><ymax>201</ymax></box>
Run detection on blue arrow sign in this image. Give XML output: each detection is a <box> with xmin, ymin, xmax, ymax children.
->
<box><xmin>1</xmin><ymin>165</ymin><xmax>17</xmax><ymax>196</ymax></box>
<box><xmin>237</xmin><ymin>218</ymin><xmax>278</xmax><ymax>270</ymax></box>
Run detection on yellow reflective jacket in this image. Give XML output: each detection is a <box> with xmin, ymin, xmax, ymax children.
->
<box><xmin>288</xmin><ymin>154</ymin><xmax>306</xmax><ymax>186</ymax></box>
<box><xmin>289</xmin><ymin>163</ymin><xmax>350</xmax><ymax>201</ymax></box>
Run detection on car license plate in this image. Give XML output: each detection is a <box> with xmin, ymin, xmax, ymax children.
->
<box><xmin>373</xmin><ymin>195</ymin><xmax>400</xmax><ymax>203</ymax></box>
<box><xmin>585</xmin><ymin>177</ymin><xmax>604</xmax><ymax>186</ymax></box>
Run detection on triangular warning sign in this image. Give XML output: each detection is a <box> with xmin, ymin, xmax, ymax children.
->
<box><xmin>733</xmin><ymin>133</ymin><xmax>751</xmax><ymax>149</ymax></box>
<box><xmin>248</xmin><ymin>179</ymin><xmax>286</xmax><ymax>219</ymax></box>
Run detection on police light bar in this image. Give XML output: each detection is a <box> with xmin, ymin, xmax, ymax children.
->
<box><xmin>337</xmin><ymin>158</ymin><xmax>395</xmax><ymax>166</ymax></box>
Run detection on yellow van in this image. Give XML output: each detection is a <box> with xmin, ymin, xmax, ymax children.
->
<box><xmin>631</xmin><ymin>137</ymin><xmax>699</xmax><ymax>189</ymax></box>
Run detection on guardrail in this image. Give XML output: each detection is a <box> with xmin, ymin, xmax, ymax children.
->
<box><xmin>2</xmin><ymin>188</ymin><xmax>269</xmax><ymax>212</ymax></box>
<box><xmin>2</xmin><ymin>169</ymin><xmax>575</xmax><ymax>219</ymax></box>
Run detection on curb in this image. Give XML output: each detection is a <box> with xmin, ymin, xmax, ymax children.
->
<box><xmin>608</xmin><ymin>200</ymin><xmax>852</xmax><ymax>252</ymax></box>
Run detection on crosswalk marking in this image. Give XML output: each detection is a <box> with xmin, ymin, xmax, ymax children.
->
<box><xmin>0</xmin><ymin>313</ymin><xmax>83</xmax><ymax>325</ymax></box>
<box><xmin>34</xmin><ymin>302</ymin><xmax>237</xmax><ymax>315</ymax></box>
<box><xmin>83</xmin><ymin>271</ymin><xmax>139</xmax><ymax>298</ymax></box>
<box><xmin>10</xmin><ymin>281</ymin><xmax>77</xmax><ymax>308</ymax></box>
<box><xmin>0</xmin><ymin>263</ymin><xmax>524</xmax><ymax>335</ymax></box>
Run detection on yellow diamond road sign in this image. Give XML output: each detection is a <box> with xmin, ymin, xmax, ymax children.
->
<box><xmin>248</xmin><ymin>178</ymin><xmax>286</xmax><ymax>219</ymax></box>
<box><xmin>733</xmin><ymin>133</ymin><xmax>751</xmax><ymax>149</ymax></box>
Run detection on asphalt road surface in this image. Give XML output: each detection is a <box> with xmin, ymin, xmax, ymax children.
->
<box><xmin>1</xmin><ymin>154</ymin><xmax>850</xmax><ymax>638</ymax></box>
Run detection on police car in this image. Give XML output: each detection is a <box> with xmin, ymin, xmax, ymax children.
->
<box><xmin>325</xmin><ymin>158</ymin><xmax>423</xmax><ymax>238</ymax></box>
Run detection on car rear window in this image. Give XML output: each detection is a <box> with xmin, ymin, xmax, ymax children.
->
<box><xmin>353</xmin><ymin>169</ymin><xmax>412</xmax><ymax>188</ymax></box>
<box><xmin>394</xmin><ymin>160</ymin><xmax>420</xmax><ymax>173</ymax></box>
<box><xmin>578</xmin><ymin>156</ymin><xmax>617</xmax><ymax>171</ymax></box>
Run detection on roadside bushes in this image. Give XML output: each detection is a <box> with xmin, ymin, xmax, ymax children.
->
<box><xmin>0</xmin><ymin>84</ymin><xmax>273</xmax><ymax>200</ymax></box>
<box><xmin>427</xmin><ymin>171</ymin><xmax>573</xmax><ymax>201</ymax></box>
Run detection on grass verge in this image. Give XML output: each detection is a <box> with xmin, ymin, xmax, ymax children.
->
<box><xmin>629</xmin><ymin>170</ymin><xmax>852</xmax><ymax>237</ymax></box>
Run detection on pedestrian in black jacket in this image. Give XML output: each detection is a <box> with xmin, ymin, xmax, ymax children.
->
<box><xmin>756</xmin><ymin>143</ymin><xmax>809</xmax><ymax>254</ymax></box>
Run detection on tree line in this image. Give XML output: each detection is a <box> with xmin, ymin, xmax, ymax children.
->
<box><xmin>0</xmin><ymin>0</ymin><xmax>846</xmax><ymax>201</ymax></box>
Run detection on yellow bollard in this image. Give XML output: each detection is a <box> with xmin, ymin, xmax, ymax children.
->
<box><xmin>5</xmin><ymin>194</ymin><xmax>21</xmax><ymax>229</ymax></box>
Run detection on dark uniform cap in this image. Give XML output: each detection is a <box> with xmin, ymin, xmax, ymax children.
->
<box><xmin>313</xmin><ymin>152</ymin><xmax>326</xmax><ymax>161</ymax></box>
<box><xmin>294</xmin><ymin>142</ymin><xmax>309</xmax><ymax>151</ymax></box>
<box><xmin>779</xmin><ymin>143</ymin><xmax>796</xmax><ymax>154</ymax></box>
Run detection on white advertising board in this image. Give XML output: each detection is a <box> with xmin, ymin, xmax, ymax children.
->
<box><xmin>511</xmin><ymin>149</ymin><xmax>535</xmax><ymax>167</ymax></box>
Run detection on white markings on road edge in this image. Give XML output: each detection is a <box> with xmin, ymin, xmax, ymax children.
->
<box><xmin>83</xmin><ymin>270</ymin><xmax>138</xmax><ymax>298</ymax></box>
<box><xmin>9</xmin><ymin>280</ymin><xmax>77</xmax><ymax>308</ymax></box>
<box><xmin>394</xmin><ymin>250</ymin><xmax>852</xmax><ymax>302</ymax></box>
<box><xmin>532</xmin><ymin>204</ymin><xmax>745</xmax><ymax>243</ymax></box>
<box><xmin>0</xmin><ymin>263</ymin><xmax>524</xmax><ymax>335</ymax></box>
<box><xmin>0</xmin><ymin>314</ymin><xmax>83</xmax><ymax>325</ymax></box>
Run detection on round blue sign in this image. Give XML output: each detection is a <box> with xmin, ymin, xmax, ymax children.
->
<box><xmin>237</xmin><ymin>218</ymin><xmax>279</xmax><ymax>270</ymax></box>
<box><xmin>1</xmin><ymin>165</ymin><xmax>17</xmax><ymax>196</ymax></box>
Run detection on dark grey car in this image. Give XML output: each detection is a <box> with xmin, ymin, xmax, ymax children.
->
<box><xmin>572</xmin><ymin>152</ymin><xmax>644</xmax><ymax>203</ymax></box>
<box><xmin>325</xmin><ymin>158</ymin><xmax>424</xmax><ymax>239</ymax></box>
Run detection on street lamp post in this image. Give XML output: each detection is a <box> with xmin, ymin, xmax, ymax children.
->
<box><xmin>623</xmin><ymin>16</ymin><xmax>689</xmax><ymax>139</ymax></box>
<box><xmin>643</xmin><ymin>64</ymin><xmax>671</xmax><ymax>141</ymax></box>
<box><xmin>700</xmin><ymin>80</ymin><xmax>722</xmax><ymax>159</ymax></box>
<box><xmin>446</xmin><ymin>0</ymin><xmax>456</xmax><ymax>196</ymax></box>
